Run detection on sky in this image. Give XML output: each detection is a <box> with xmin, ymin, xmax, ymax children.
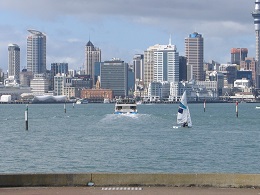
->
<box><xmin>0</xmin><ymin>0</ymin><xmax>257</xmax><ymax>72</ymax></box>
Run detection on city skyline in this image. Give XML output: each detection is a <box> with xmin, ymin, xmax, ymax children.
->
<box><xmin>0</xmin><ymin>0</ymin><xmax>256</xmax><ymax>72</ymax></box>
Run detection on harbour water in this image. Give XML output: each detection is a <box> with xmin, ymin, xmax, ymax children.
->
<box><xmin>0</xmin><ymin>103</ymin><xmax>259</xmax><ymax>174</ymax></box>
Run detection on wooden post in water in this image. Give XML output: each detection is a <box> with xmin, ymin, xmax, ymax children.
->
<box><xmin>25</xmin><ymin>104</ymin><xmax>28</xmax><ymax>130</ymax></box>
<box><xmin>236</xmin><ymin>101</ymin><xmax>238</xmax><ymax>118</ymax></box>
<box><xmin>73</xmin><ymin>103</ymin><xmax>75</xmax><ymax>108</ymax></box>
<box><xmin>64</xmin><ymin>103</ymin><xmax>66</xmax><ymax>113</ymax></box>
<box><xmin>204</xmin><ymin>99</ymin><xmax>206</xmax><ymax>112</ymax></box>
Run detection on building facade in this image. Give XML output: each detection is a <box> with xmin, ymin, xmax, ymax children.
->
<box><xmin>27</xmin><ymin>30</ymin><xmax>46</xmax><ymax>74</ymax></box>
<box><xmin>50</xmin><ymin>63</ymin><xmax>69</xmax><ymax>90</ymax></box>
<box><xmin>81</xmin><ymin>89</ymin><xmax>113</xmax><ymax>102</ymax></box>
<box><xmin>30</xmin><ymin>74</ymin><xmax>49</xmax><ymax>95</ymax></box>
<box><xmin>85</xmin><ymin>40</ymin><xmax>101</xmax><ymax>87</ymax></box>
<box><xmin>144</xmin><ymin>44</ymin><xmax>160</xmax><ymax>90</ymax></box>
<box><xmin>153</xmin><ymin>44</ymin><xmax>179</xmax><ymax>83</ymax></box>
<box><xmin>185</xmin><ymin>32</ymin><xmax>204</xmax><ymax>81</ymax></box>
<box><xmin>8</xmin><ymin>44</ymin><xmax>20</xmax><ymax>81</ymax></box>
<box><xmin>100</xmin><ymin>59</ymin><xmax>128</xmax><ymax>98</ymax></box>
<box><xmin>133</xmin><ymin>54</ymin><xmax>144</xmax><ymax>82</ymax></box>
<box><xmin>240</xmin><ymin>57</ymin><xmax>258</xmax><ymax>86</ymax></box>
<box><xmin>231</xmin><ymin>48</ymin><xmax>248</xmax><ymax>65</ymax></box>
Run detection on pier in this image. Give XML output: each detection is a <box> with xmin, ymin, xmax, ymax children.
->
<box><xmin>1</xmin><ymin>173</ymin><xmax>260</xmax><ymax>188</ymax></box>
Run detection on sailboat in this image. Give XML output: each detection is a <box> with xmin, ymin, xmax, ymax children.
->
<box><xmin>177</xmin><ymin>91</ymin><xmax>192</xmax><ymax>128</ymax></box>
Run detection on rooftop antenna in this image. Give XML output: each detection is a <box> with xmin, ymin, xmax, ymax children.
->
<box><xmin>169</xmin><ymin>34</ymin><xmax>172</xmax><ymax>45</ymax></box>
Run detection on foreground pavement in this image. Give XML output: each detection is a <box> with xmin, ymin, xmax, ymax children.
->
<box><xmin>0</xmin><ymin>186</ymin><xmax>259</xmax><ymax>195</ymax></box>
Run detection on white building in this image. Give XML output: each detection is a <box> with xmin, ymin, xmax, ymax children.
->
<box><xmin>54</xmin><ymin>74</ymin><xmax>66</xmax><ymax>96</ymax></box>
<box><xmin>30</xmin><ymin>74</ymin><xmax>49</xmax><ymax>95</ymax></box>
<box><xmin>153</xmin><ymin>43</ymin><xmax>179</xmax><ymax>83</ymax></box>
<box><xmin>27</xmin><ymin>30</ymin><xmax>46</xmax><ymax>74</ymax></box>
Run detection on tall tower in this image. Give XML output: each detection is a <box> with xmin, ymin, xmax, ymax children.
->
<box><xmin>185</xmin><ymin>32</ymin><xmax>204</xmax><ymax>81</ymax></box>
<box><xmin>85</xmin><ymin>40</ymin><xmax>101</xmax><ymax>88</ymax></box>
<box><xmin>252</xmin><ymin>0</ymin><xmax>260</xmax><ymax>88</ymax></box>
<box><xmin>27</xmin><ymin>30</ymin><xmax>46</xmax><ymax>74</ymax></box>
<box><xmin>8</xmin><ymin>44</ymin><xmax>20</xmax><ymax>80</ymax></box>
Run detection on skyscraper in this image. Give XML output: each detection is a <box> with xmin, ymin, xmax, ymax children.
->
<box><xmin>185</xmin><ymin>32</ymin><xmax>204</xmax><ymax>81</ymax></box>
<box><xmin>100</xmin><ymin>59</ymin><xmax>128</xmax><ymax>98</ymax></box>
<box><xmin>85</xmin><ymin>40</ymin><xmax>101</xmax><ymax>87</ymax></box>
<box><xmin>231</xmin><ymin>48</ymin><xmax>248</xmax><ymax>65</ymax></box>
<box><xmin>153</xmin><ymin>43</ymin><xmax>179</xmax><ymax>83</ymax></box>
<box><xmin>133</xmin><ymin>54</ymin><xmax>144</xmax><ymax>82</ymax></box>
<box><xmin>144</xmin><ymin>44</ymin><xmax>159</xmax><ymax>89</ymax></box>
<box><xmin>27</xmin><ymin>30</ymin><xmax>46</xmax><ymax>74</ymax></box>
<box><xmin>8</xmin><ymin>44</ymin><xmax>20</xmax><ymax>81</ymax></box>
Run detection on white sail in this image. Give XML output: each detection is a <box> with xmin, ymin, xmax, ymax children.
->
<box><xmin>177</xmin><ymin>91</ymin><xmax>192</xmax><ymax>127</ymax></box>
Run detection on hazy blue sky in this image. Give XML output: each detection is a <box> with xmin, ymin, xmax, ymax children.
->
<box><xmin>0</xmin><ymin>0</ymin><xmax>256</xmax><ymax>72</ymax></box>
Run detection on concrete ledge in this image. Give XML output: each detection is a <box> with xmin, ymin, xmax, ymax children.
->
<box><xmin>0</xmin><ymin>173</ymin><xmax>260</xmax><ymax>188</ymax></box>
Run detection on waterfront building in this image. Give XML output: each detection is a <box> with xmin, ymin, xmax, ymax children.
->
<box><xmin>231</xmin><ymin>48</ymin><xmax>248</xmax><ymax>65</ymax></box>
<box><xmin>185</xmin><ymin>32</ymin><xmax>204</xmax><ymax>81</ymax></box>
<box><xmin>85</xmin><ymin>40</ymin><xmax>101</xmax><ymax>88</ymax></box>
<box><xmin>63</xmin><ymin>87</ymin><xmax>81</xmax><ymax>99</ymax></box>
<box><xmin>81</xmin><ymin>88</ymin><xmax>113</xmax><ymax>102</ymax></box>
<box><xmin>100</xmin><ymin>59</ymin><xmax>128</xmax><ymax>98</ymax></box>
<box><xmin>27</xmin><ymin>30</ymin><xmax>46</xmax><ymax>74</ymax></box>
<box><xmin>30</xmin><ymin>74</ymin><xmax>49</xmax><ymax>95</ymax></box>
<box><xmin>8</xmin><ymin>44</ymin><xmax>20</xmax><ymax>82</ymax></box>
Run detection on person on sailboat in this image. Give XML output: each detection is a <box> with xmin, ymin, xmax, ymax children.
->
<box><xmin>182</xmin><ymin>122</ymin><xmax>188</xmax><ymax>127</ymax></box>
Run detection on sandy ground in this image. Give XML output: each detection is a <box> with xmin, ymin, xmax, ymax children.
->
<box><xmin>0</xmin><ymin>186</ymin><xmax>259</xmax><ymax>195</ymax></box>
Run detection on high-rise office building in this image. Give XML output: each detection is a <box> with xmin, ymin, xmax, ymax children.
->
<box><xmin>85</xmin><ymin>40</ymin><xmax>101</xmax><ymax>87</ymax></box>
<box><xmin>27</xmin><ymin>29</ymin><xmax>46</xmax><ymax>74</ymax></box>
<box><xmin>179</xmin><ymin>56</ymin><xmax>187</xmax><ymax>81</ymax></box>
<box><xmin>133</xmin><ymin>54</ymin><xmax>144</xmax><ymax>82</ymax></box>
<box><xmin>8</xmin><ymin>44</ymin><xmax>20</xmax><ymax>81</ymax></box>
<box><xmin>50</xmin><ymin>63</ymin><xmax>69</xmax><ymax>90</ymax></box>
<box><xmin>153</xmin><ymin>44</ymin><xmax>179</xmax><ymax>83</ymax></box>
<box><xmin>185</xmin><ymin>32</ymin><xmax>204</xmax><ymax>81</ymax></box>
<box><xmin>144</xmin><ymin>44</ymin><xmax>160</xmax><ymax>89</ymax></box>
<box><xmin>231</xmin><ymin>48</ymin><xmax>248</xmax><ymax>65</ymax></box>
<box><xmin>100</xmin><ymin>59</ymin><xmax>128</xmax><ymax>98</ymax></box>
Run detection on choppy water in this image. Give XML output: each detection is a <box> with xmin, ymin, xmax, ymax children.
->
<box><xmin>0</xmin><ymin>103</ymin><xmax>259</xmax><ymax>174</ymax></box>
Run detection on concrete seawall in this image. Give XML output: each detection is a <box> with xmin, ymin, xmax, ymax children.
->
<box><xmin>0</xmin><ymin>173</ymin><xmax>260</xmax><ymax>188</ymax></box>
